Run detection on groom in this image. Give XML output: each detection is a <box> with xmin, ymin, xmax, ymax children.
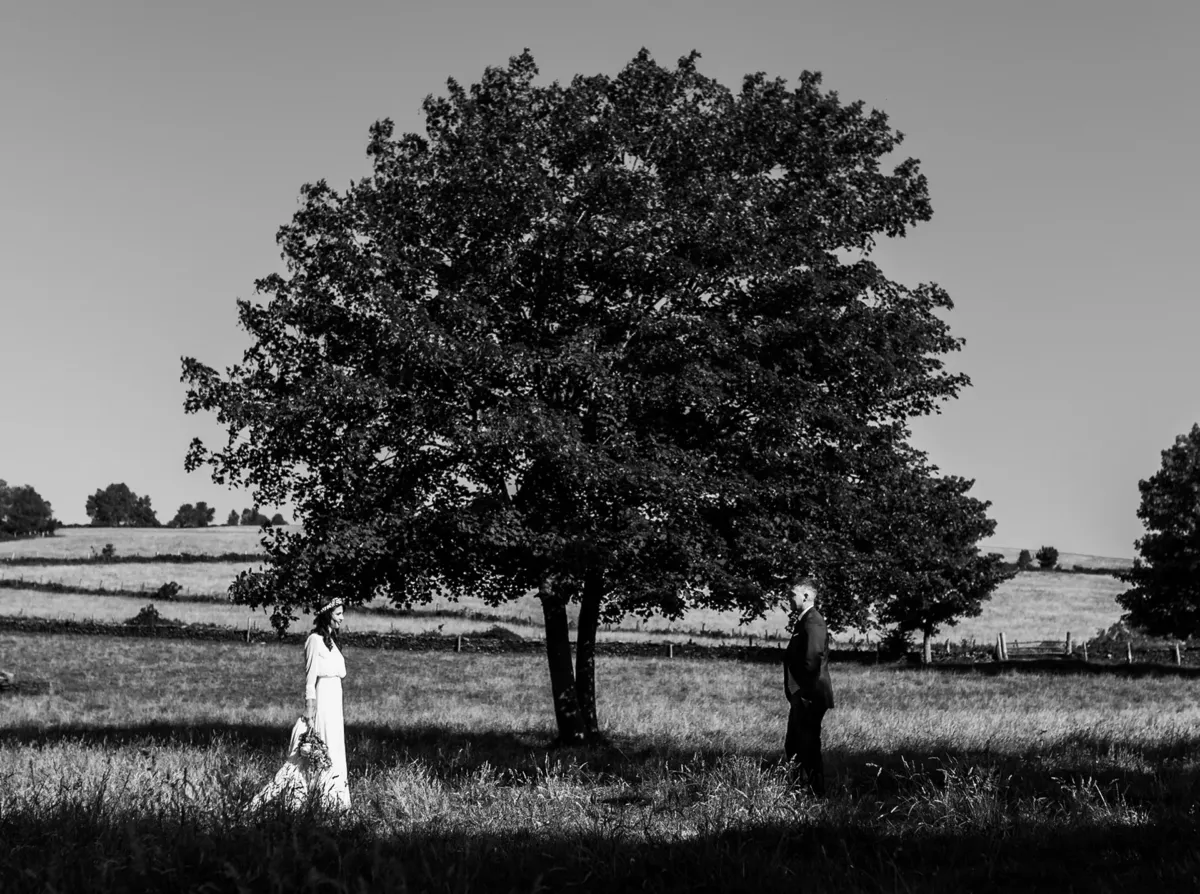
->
<box><xmin>783</xmin><ymin>576</ymin><xmax>834</xmax><ymax>796</ymax></box>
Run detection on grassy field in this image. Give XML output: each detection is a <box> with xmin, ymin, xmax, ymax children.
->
<box><xmin>0</xmin><ymin>568</ymin><xmax>1130</xmax><ymax>647</ymax></box>
<box><xmin>2</xmin><ymin>630</ymin><xmax>1199</xmax><ymax>891</ymax></box>
<box><xmin>1</xmin><ymin>530</ymin><xmax>1133</xmax><ymax>647</ymax></box>
<box><xmin>0</xmin><ymin>560</ymin><xmax>266</xmax><ymax>597</ymax></box>
<box><xmin>983</xmin><ymin>544</ymin><xmax>1133</xmax><ymax>570</ymax></box>
<box><xmin>0</xmin><ymin>525</ymin><xmax>274</xmax><ymax>559</ymax></box>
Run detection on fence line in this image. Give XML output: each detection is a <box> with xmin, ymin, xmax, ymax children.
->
<box><xmin>990</xmin><ymin>631</ymin><xmax>1188</xmax><ymax>666</ymax></box>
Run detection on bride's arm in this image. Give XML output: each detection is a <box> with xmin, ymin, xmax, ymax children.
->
<box><xmin>304</xmin><ymin>634</ymin><xmax>319</xmax><ymax>724</ymax></box>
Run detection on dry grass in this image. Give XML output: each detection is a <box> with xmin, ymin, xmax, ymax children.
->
<box><xmin>4</xmin><ymin>631</ymin><xmax>1200</xmax><ymax>772</ymax></box>
<box><xmin>984</xmin><ymin>544</ymin><xmax>1132</xmax><ymax>570</ymax></box>
<box><xmin>2</xmin><ymin>630</ymin><xmax>1199</xmax><ymax>891</ymax></box>
<box><xmin>0</xmin><ymin>561</ymin><xmax>265</xmax><ymax>597</ymax></box>
<box><xmin>0</xmin><ymin>568</ymin><xmax>1130</xmax><ymax>650</ymax></box>
<box><xmin>0</xmin><ymin>526</ymin><xmax>275</xmax><ymax>559</ymax></box>
<box><xmin>931</xmin><ymin>571</ymin><xmax>1127</xmax><ymax>646</ymax></box>
<box><xmin>1</xmin><ymin>529</ymin><xmax>1133</xmax><ymax>647</ymax></box>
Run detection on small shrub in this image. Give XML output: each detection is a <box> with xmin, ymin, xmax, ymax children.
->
<box><xmin>1035</xmin><ymin>545</ymin><xmax>1058</xmax><ymax>570</ymax></box>
<box><xmin>100</xmin><ymin>543</ymin><xmax>116</xmax><ymax>562</ymax></box>
<box><xmin>156</xmin><ymin>581</ymin><xmax>182</xmax><ymax>601</ymax></box>
<box><xmin>127</xmin><ymin>603</ymin><xmax>164</xmax><ymax>627</ymax></box>
<box><xmin>1017</xmin><ymin>549</ymin><xmax>1033</xmax><ymax>570</ymax></box>
<box><xmin>878</xmin><ymin>627</ymin><xmax>914</xmax><ymax>660</ymax></box>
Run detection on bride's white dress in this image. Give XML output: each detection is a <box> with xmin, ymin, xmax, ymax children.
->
<box><xmin>305</xmin><ymin>632</ymin><xmax>350</xmax><ymax>809</ymax></box>
<box><xmin>249</xmin><ymin>633</ymin><xmax>350</xmax><ymax>811</ymax></box>
<box><xmin>248</xmin><ymin>718</ymin><xmax>310</xmax><ymax>811</ymax></box>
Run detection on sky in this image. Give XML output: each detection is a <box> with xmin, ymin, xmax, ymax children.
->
<box><xmin>2</xmin><ymin>0</ymin><xmax>1197</xmax><ymax>558</ymax></box>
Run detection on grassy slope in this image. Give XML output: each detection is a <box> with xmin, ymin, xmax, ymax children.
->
<box><xmin>0</xmin><ymin>570</ymin><xmax>1130</xmax><ymax>647</ymax></box>
<box><xmin>1</xmin><ymin>531</ymin><xmax>1133</xmax><ymax>645</ymax></box>
<box><xmin>983</xmin><ymin>544</ymin><xmax>1132</xmax><ymax>570</ymax></box>
<box><xmin>1</xmin><ymin>525</ymin><xmax>272</xmax><ymax>558</ymax></box>
<box><xmin>2</xmin><ymin>630</ymin><xmax>1199</xmax><ymax>892</ymax></box>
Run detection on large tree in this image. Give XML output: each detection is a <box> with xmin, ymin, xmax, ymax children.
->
<box><xmin>85</xmin><ymin>483</ymin><xmax>160</xmax><ymax>527</ymax></box>
<box><xmin>183</xmin><ymin>50</ymin><xmax>983</xmax><ymax>741</ymax></box>
<box><xmin>167</xmin><ymin>501</ymin><xmax>216</xmax><ymax>528</ymax></box>
<box><xmin>858</xmin><ymin>454</ymin><xmax>1010</xmax><ymax>663</ymax></box>
<box><xmin>1117</xmin><ymin>424</ymin><xmax>1200</xmax><ymax>638</ymax></box>
<box><xmin>0</xmin><ymin>480</ymin><xmax>60</xmax><ymax>539</ymax></box>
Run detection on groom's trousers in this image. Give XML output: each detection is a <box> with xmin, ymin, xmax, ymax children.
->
<box><xmin>785</xmin><ymin>699</ymin><xmax>827</xmax><ymax>796</ymax></box>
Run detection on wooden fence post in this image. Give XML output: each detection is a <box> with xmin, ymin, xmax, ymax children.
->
<box><xmin>455</xmin><ymin>634</ymin><xmax>462</xmax><ymax>653</ymax></box>
<box><xmin>668</xmin><ymin>643</ymin><xmax>674</xmax><ymax>659</ymax></box>
<box><xmin>1126</xmin><ymin>642</ymin><xmax>1133</xmax><ymax>664</ymax></box>
<box><xmin>1065</xmin><ymin>632</ymin><xmax>1072</xmax><ymax>655</ymax></box>
<box><xmin>1175</xmin><ymin>643</ymin><xmax>1182</xmax><ymax>666</ymax></box>
<box><xmin>1081</xmin><ymin>642</ymin><xmax>1088</xmax><ymax>662</ymax></box>
<box><xmin>999</xmin><ymin>632</ymin><xmax>1009</xmax><ymax>661</ymax></box>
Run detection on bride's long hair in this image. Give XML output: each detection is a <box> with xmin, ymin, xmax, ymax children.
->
<box><xmin>312</xmin><ymin>605</ymin><xmax>342</xmax><ymax>653</ymax></box>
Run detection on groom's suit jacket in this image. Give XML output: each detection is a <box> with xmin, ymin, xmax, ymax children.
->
<box><xmin>784</xmin><ymin>607</ymin><xmax>835</xmax><ymax>711</ymax></box>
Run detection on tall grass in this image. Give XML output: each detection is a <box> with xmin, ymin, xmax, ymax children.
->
<box><xmin>2</xmin><ymin>631</ymin><xmax>1199</xmax><ymax>891</ymax></box>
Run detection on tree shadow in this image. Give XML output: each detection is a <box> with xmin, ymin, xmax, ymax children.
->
<box><xmin>2</xmin><ymin>799</ymin><xmax>1197</xmax><ymax>893</ymax></box>
<box><xmin>7</xmin><ymin>717</ymin><xmax>1200</xmax><ymax>811</ymax></box>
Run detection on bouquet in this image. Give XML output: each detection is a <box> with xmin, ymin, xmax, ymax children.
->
<box><xmin>297</xmin><ymin>725</ymin><xmax>332</xmax><ymax>774</ymax></box>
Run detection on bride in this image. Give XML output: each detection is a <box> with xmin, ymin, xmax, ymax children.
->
<box><xmin>249</xmin><ymin>597</ymin><xmax>351</xmax><ymax>812</ymax></box>
<box><xmin>305</xmin><ymin>597</ymin><xmax>351</xmax><ymax>809</ymax></box>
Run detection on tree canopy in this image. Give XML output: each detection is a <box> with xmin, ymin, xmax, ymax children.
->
<box><xmin>167</xmin><ymin>502</ymin><xmax>216</xmax><ymax>528</ymax></box>
<box><xmin>0</xmin><ymin>480</ymin><xmax>59</xmax><ymax>539</ymax></box>
<box><xmin>183</xmin><ymin>50</ymin><xmax>994</xmax><ymax>741</ymax></box>
<box><xmin>239</xmin><ymin>507</ymin><xmax>272</xmax><ymax>526</ymax></box>
<box><xmin>1035</xmin><ymin>545</ymin><xmax>1059</xmax><ymax>570</ymax></box>
<box><xmin>1118</xmin><ymin>424</ymin><xmax>1200</xmax><ymax>638</ymax></box>
<box><xmin>85</xmin><ymin>483</ymin><xmax>160</xmax><ymax>527</ymax></box>
<box><xmin>862</xmin><ymin>457</ymin><xmax>1010</xmax><ymax>660</ymax></box>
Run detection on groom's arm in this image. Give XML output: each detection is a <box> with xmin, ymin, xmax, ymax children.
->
<box><xmin>803</xmin><ymin>617</ymin><xmax>825</xmax><ymax>675</ymax></box>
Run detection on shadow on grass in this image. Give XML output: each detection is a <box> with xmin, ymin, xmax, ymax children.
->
<box><xmin>8</xmin><ymin>718</ymin><xmax>1200</xmax><ymax>809</ymax></box>
<box><xmin>0</xmin><ymin>719</ymin><xmax>752</xmax><ymax>779</ymax></box>
<box><xmin>1</xmin><ymin>800</ymin><xmax>1197</xmax><ymax>893</ymax></box>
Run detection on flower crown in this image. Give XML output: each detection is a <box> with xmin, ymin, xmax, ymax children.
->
<box><xmin>315</xmin><ymin>597</ymin><xmax>343</xmax><ymax>617</ymax></box>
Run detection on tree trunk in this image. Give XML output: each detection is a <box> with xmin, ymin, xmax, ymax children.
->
<box><xmin>574</xmin><ymin>570</ymin><xmax>602</xmax><ymax>739</ymax></box>
<box><xmin>539</xmin><ymin>580</ymin><xmax>587</xmax><ymax>744</ymax></box>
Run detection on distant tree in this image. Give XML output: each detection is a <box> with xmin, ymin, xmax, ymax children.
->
<box><xmin>226</xmin><ymin>510</ymin><xmax>240</xmax><ymax>526</ymax></box>
<box><xmin>182</xmin><ymin>51</ymin><xmax>974</xmax><ymax>742</ymax></box>
<box><xmin>865</xmin><ymin>461</ymin><xmax>1011</xmax><ymax>664</ymax></box>
<box><xmin>1016</xmin><ymin>549</ymin><xmax>1033</xmax><ymax>570</ymax></box>
<box><xmin>239</xmin><ymin>506</ymin><xmax>271</xmax><ymax>526</ymax></box>
<box><xmin>0</xmin><ymin>480</ymin><xmax>60</xmax><ymax>539</ymax></box>
<box><xmin>1118</xmin><ymin>424</ymin><xmax>1200</xmax><ymax>638</ymax></box>
<box><xmin>167</xmin><ymin>501</ymin><xmax>216</xmax><ymax>528</ymax></box>
<box><xmin>86</xmin><ymin>483</ymin><xmax>160</xmax><ymax>527</ymax></box>
<box><xmin>1035</xmin><ymin>545</ymin><xmax>1059</xmax><ymax>570</ymax></box>
<box><xmin>270</xmin><ymin>512</ymin><xmax>287</xmax><ymax>526</ymax></box>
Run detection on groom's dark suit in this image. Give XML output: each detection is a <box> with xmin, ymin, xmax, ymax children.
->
<box><xmin>784</xmin><ymin>605</ymin><xmax>834</xmax><ymax>795</ymax></box>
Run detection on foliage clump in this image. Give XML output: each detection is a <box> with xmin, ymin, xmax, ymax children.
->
<box><xmin>86</xmin><ymin>483</ymin><xmax>160</xmax><ymax>527</ymax></box>
<box><xmin>0</xmin><ymin>480</ymin><xmax>59</xmax><ymax>539</ymax></box>
<box><xmin>1119</xmin><ymin>424</ymin><xmax>1200</xmax><ymax>639</ymax></box>
<box><xmin>1035</xmin><ymin>546</ymin><xmax>1059</xmax><ymax>570</ymax></box>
